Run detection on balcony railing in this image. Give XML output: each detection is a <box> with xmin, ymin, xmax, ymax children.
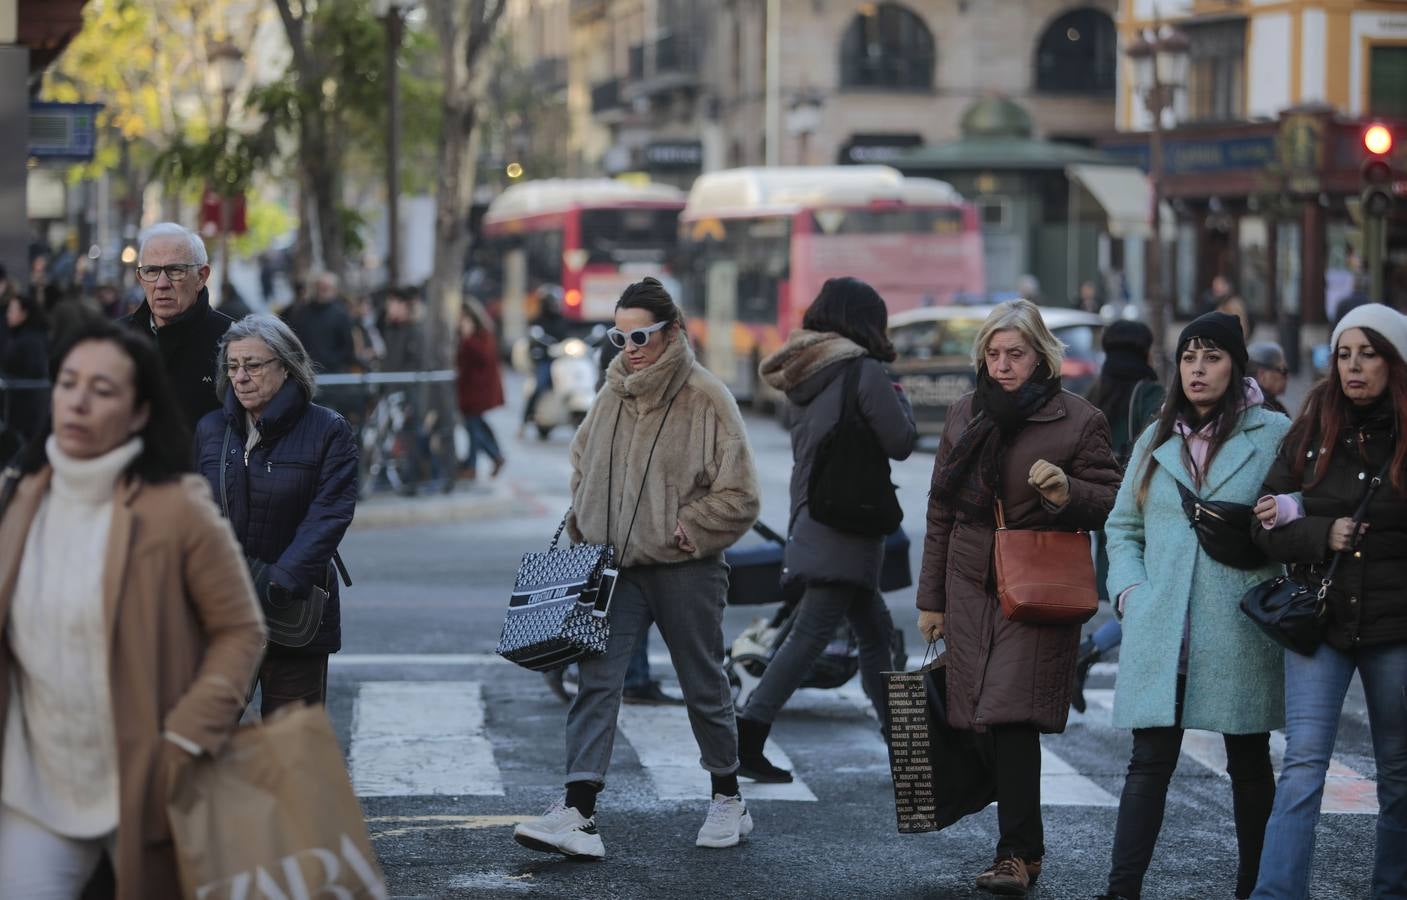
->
<box><xmin>654</xmin><ymin>33</ymin><xmax>695</xmax><ymax>75</ymax></box>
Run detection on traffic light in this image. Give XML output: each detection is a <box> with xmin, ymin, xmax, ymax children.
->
<box><xmin>1361</xmin><ymin>122</ymin><xmax>1396</xmax><ymax>218</ymax></box>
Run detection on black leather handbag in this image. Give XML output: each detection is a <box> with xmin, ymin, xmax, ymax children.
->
<box><xmin>1239</xmin><ymin>458</ymin><xmax>1390</xmax><ymax>655</ymax></box>
<box><xmin>1175</xmin><ymin>482</ymin><xmax>1268</xmax><ymax>569</ymax></box>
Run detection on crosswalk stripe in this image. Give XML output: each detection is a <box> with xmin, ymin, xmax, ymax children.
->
<box><xmin>616</xmin><ymin>704</ymin><xmax>819</xmax><ymax>802</ymax></box>
<box><xmin>1039</xmin><ymin>745</ymin><xmax>1120</xmax><ymax>806</ymax></box>
<box><xmin>1081</xmin><ymin>689</ymin><xmax>1377</xmax><ymax>815</ymax></box>
<box><xmin>351</xmin><ymin>681</ymin><xmax>505</xmax><ymax>798</ymax></box>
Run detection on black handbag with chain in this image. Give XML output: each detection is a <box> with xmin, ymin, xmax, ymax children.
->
<box><xmin>496</xmin><ymin>393</ymin><xmax>678</xmax><ymax>672</ymax></box>
<box><xmin>1239</xmin><ymin>457</ymin><xmax>1391</xmax><ymax>655</ymax></box>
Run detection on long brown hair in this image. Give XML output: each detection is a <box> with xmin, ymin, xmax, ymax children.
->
<box><xmin>1285</xmin><ymin>327</ymin><xmax>1407</xmax><ymax>492</ymax></box>
<box><xmin>1133</xmin><ymin>337</ymin><xmax>1247</xmax><ymax>507</ymax></box>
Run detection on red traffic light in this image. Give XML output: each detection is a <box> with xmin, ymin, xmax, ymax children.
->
<box><xmin>1365</xmin><ymin>123</ymin><xmax>1394</xmax><ymax>156</ymax></box>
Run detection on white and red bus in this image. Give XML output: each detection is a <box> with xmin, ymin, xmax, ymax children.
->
<box><xmin>678</xmin><ymin>166</ymin><xmax>984</xmax><ymax>401</ymax></box>
<box><xmin>481</xmin><ymin>179</ymin><xmax>686</xmax><ymax>342</ymax></box>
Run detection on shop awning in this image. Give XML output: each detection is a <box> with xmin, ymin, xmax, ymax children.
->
<box><xmin>1066</xmin><ymin>164</ymin><xmax>1167</xmax><ymax>239</ymax></box>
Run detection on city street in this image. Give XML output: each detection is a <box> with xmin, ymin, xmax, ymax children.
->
<box><xmin>331</xmin><ymin>379</ymin><xmax>1380</xmax><ymax>900</ymax></box>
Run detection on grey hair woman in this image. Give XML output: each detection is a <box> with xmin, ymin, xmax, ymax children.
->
<box><xmin>194</xmin><ymin>313</ymin><xmax>359</xmax><ymax>718</ymax></box>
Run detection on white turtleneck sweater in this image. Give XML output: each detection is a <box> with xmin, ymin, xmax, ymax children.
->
<box><xmin>3</xmin><ymin>435</ymin><xmax>143</xmax><ymax>838</ymax></box>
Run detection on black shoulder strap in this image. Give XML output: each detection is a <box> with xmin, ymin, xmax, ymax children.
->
<box><xmin>840</xmin><ymin>357</ymin><xmax>864</xmax><ymax>426</ymax></box>
<box><xmin>218</xmin><ymin>425</ymin><xmax>232</xmax><ymax>520</ymax></box>
<box><xmin>1319</xmin><ymin>454</ymin><xmax>1394</xmax><ymax>587</ymax></box>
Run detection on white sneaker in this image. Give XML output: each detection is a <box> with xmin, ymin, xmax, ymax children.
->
<box><xmin>513</xmin><ymin>798</ymin><xmax>605</xmax><ymax>859</ymax></box>
<box><xmin>695</xmin><ymin>793</ymin><xmax>754</xmax><ymax>848</ymax></box>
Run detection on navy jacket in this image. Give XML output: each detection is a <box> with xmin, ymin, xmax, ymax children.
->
<box><xmin>124</xmin><ymin>289</ymin><xmax>234</xmax><ymax>432</ymax></box>
<box><xmin>195</xmin><ymin>379</ymin><xmax>359</xmax><ymax>654</ymax></box>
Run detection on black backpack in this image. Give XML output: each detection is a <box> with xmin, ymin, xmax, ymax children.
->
<box><xmin>807</xmin><ymin>360</ymin><xmax>903</xmax><ymax>537</ymax></box>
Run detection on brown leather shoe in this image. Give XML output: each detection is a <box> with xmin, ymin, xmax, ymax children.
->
<box><xmin>975</xmin><ymin>855</ymin><xmax>1030</xmax><ymax>896</ymax></box>
<box><xmin>1024</xmin><ymin>856</ymin><xmax>1042</xmax><ymax>885</ymax></box>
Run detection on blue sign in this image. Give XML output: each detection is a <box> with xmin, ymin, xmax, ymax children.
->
<box><xmin>1101</xmin><ymin>135</ymin><xmax>1278</xmax><ymax>176</ymax></box>
<box><xmin>29</xmin><ymin>102</ymin><xmax>104</xmax><ymax>160</ymax></box>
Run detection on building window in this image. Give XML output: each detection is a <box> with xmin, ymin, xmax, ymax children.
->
<box><xmin>1184</xmin><ymin>19</ymin><xmax>1246</xmax><ymax>122</ymax></box>
<box><xmin>1034</xmin><ymin>8</ymin><xmax>1116</xmax><ymax>95</ymax></box>
<box><xmin>839</xmin><ymin>3</ymin><xmax>935</xmax><ymax>91</ymax></box>
<box><xmin>1369</xmin><ymin>45</ymin><xmax>1407</xmax><ymax>118</ymax></box>
<box><xmin>976</xmin><ymin>198</ymin><xmax>1010</xmax><ymax>231</ymax></box>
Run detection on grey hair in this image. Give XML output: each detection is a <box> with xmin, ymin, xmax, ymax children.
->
<box><xmin>138</xmin><ymin>222</ymin><xmax>209</xmax><ymax>266</ymax></box>
<box><xmin>1247</xmin><ymin>341</ymin><xmax>1286</xmax><ymax>371</ymax></box>
<box><xmin>972</xmin><ymin>299</ymin><xmax>1066</xmax><ymax>376</ymax></box>
<box><xmin>215</xmin><ymin>314</ymin><xmax>318</xmax><ymax>401</ymax></box>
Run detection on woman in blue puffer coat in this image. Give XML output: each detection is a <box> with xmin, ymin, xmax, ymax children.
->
<box><xmin>194</xmin><ymin>314</ymin><xmax>359</xmax><ymax>716</ymax></box>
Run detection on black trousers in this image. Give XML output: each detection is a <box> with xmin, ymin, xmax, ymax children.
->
<box><xmin>255</xmin><ymin>651</ymin><xmax>330</xmax><ymax>718</ymax></box>
<box><xmin>1106</xmin><ymin>679</ymin><xmax>1275</xmax><ymax>899</ymax></box>
<box><xmin>993</xmin><ymin>723</ymin><xmax>1044</xmax><ymax>859</ymax></box>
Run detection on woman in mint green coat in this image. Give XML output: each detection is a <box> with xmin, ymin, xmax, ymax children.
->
<box><xmin>1099</xmin><ymin>312</ymin><xmax>1289</xmax><ymax>900</ymax></box>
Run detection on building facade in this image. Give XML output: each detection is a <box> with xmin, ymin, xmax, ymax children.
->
<box><xmin>1110</xmin><ymin>0</ymin><xmax>1407</xmax><ymax>363</ymax></box>
<box><xmin>562</xmin><ymin>0</ymin><xmax>1119</xmax><ymax>187</ymax></box>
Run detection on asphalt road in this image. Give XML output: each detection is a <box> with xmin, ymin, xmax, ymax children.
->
<box><xmin>330</xmin><ymin>378</ymin><xmax>1379</xmax><ymax>899</ymax></box>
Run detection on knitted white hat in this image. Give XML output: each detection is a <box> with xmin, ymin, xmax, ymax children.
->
<box><xmin>1331</xmin><ymin>303</ymin><xmax>1407</xmax><ymax>363</ymax></box>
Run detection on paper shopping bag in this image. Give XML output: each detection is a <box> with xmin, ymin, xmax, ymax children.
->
<box><xmin>166</xmin><ymin>703</ymin><xmax>388</xmax><ymax>899</ymax></box>
<box><xmin>883</xmin><ymin>656</ymin><xmax>997</xmax><ymax>834</ymax></box>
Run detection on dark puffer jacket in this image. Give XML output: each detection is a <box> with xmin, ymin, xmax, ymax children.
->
<box><xmin>1254</xmin><ymin>400</ymin><xmax>1407</xmax><ymax>650</ymax></box>
<box><xmin>123</xmin><ymin>289</ymin><xmax>234</xmax><ymax>431</ymax></box>
<box><xmin>194</xmin><ymin>379</ymin><xmax>359</xmax><ymax>655</ymax></box>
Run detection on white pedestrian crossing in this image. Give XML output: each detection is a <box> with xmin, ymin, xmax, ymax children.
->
<box><xmin>337</xmin><ymin>662</ymin><xmax>1378</xmax><ymax>817</ymax></box>
<box><xmin>351</xmin><ymin>681</ymin><xmax>505</xmax><ymax>797</ymax></box>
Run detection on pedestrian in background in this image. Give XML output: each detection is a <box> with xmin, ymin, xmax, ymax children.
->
<box><xmin>456</xmin><ymin>301</ymin><xmax>506</xmax><ymax>480</ymax></box>
<box><xmin>735</xmin><ymin>277</ymin><xmax>916</xmax><ymax>783</ymax></box>
<box><xmin>1100</xmin><ymin>312</ymin><xmax>1288</xmax><ymax>900</ymax></box>
<box><xmin>0</xmin><ymin>315</ymin><xmax>265</xmax><ymax>898</ymax></box>
<box><xmin>287</xmin><ymin>272</ymin><xmax>356</xmax><ymax>378</ymax></box>
<box><xmin>1246</xmin><ymin>342</ymin><xmax>1290</xmax><ymax>417</ymax></box>
<box><xmin>918</xmin><ymin>299</ymin><xmax>1121</xmax><ymax>897</ymax></box>
<box><xmin>520</xmin><ymin>285</ymin><xmax>569</xmax><ymax>437</ymax></box>
<box><xmin>122</xmin><ymin>223</ymin><xmax>233</xmax><ymax>431</ymax></box>
<box><xmin>1249</xmin><ymin>304</ymin><xmax>1407</xmax><ymax>899</ymax></box>
<box><xmin>1</xmin><ymin>292</ymin><xmax>50</xmax><ymax>447</ymax></box>
<box><xmin>513</xmin><ymin>277</ymin><xmax>760</xmax><ymax>860</ymax></box>
<box><xmin>194</xmin><ymin>315</ymin><xmax>358</xmax><ymax>717</ymax></box>
<box><xmin>1073</xmin><ymin>321</ymin><xmax>1165</xmax><ymax>713</ymax></box>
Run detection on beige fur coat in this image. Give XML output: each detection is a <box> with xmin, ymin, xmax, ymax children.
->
<box><xmin>567</xmin><ymin>333</ymin><xmax>759</xmax><ymax>567</ymax></box>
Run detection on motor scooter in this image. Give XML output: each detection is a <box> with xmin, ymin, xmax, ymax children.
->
<box><xmin>511</xmin><ymin>325</ymin><xmax>605</xmax><ymax>440</ymax></box>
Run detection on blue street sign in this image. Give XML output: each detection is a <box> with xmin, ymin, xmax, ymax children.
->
<box><xmin>29</xmin><ymin>101</ymin><xmax>104</xmax><ymax>160</ymax></box>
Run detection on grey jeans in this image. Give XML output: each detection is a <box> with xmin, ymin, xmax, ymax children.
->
<box><xmin>565</xmin><ymin>556</ymin><xmax>740</xmax><ymax>785</ymax></box>
<box><xmin>740</xmin><ymin>581</ymin><xmax>896</xmax><ymax>729</ymax></box>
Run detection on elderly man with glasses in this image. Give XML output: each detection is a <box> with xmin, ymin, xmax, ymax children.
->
<box><xmin>122</xmin><ymin>222</ymin><xmax>236</xmax><ymax>429</ymax></box>
<box><xmin>1247</xmin><ymin>341</ymin><xmax>1291</xmax><ymax>416</ymax></box>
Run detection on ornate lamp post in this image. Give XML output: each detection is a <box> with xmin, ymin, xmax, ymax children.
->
<box><xmin>209</xmin><ymin>40</ymin><xmax>246</xmax><ymax>290</ymax></box>
<box><xmin>1125</xmin><ymin>25</ymin><xmax>1189</xmax><ymax>369</ymax></box>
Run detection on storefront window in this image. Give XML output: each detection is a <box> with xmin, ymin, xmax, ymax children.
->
<box><xmin>1277</xmin><ymin>222</ymin><xmax>1302</xmax><ymax>316</ymax></box>
<box><xmin>1238</xmin><ymin>217</ymin><xmax>1270</xmax><ymax>320</ymax></box>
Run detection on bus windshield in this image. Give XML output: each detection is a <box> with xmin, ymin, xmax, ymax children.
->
<box><xmin>581</xmin><ymin>208</ymin><xmax>681</xmax><ymax>266</ymax></box>
<box><xmin>809</xmin><ymin>208</ymin><xmax>966</xmax><ymax>236</ymax></box>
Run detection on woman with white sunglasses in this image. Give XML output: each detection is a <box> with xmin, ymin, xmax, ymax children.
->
<box><xmin>513</xmin><ymin>277</ymin><xmax>761</xmax><ymax>860</ymax></box>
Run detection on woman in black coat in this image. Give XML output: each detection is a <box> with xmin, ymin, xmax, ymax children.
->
<box><xmin>2</xmin><ymin>292</ymin><xmax>50</xmax><ymax>445</ymax></box>
<box><xmin>734</xmin><ymin>277</ymin><xmax>917</xmax><ymax>782</ymax></box>
<box><xmin>194</xmin><ymin>314</ymin><xmax>359</xmax><ymax>715</ymax></box>
<box><xmin>1249</xmin><ymin>304</ymin><xmax>1407</xmax><ymax>899</ymax></box>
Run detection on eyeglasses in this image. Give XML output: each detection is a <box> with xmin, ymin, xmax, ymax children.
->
<box><xmin>225</xmin><ymin>358</ymin><xmax>278</xmax><ymax>377</ymax></box>
<box><xmin>607</xmin><ymin>320</ymin><xmax>669</xmax><ymax>349</ymax></box>
<box><xmin>136</xmin><ymin>264</ymin><xmax>200</xmax><ymax>283</ymax></box>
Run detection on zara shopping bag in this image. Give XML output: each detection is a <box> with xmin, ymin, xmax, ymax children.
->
<box><xmin>167</xmin><ymin>703</ymin><xmax>387</xmax><ymax>900</ymax></box>
<box><xmin>883</xmin><ymin>652</ymin><xmax>997</xmax><ymax>834</ymax></box>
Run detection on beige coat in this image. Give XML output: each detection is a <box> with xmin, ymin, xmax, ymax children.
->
<box><xmin>568</xmin><ymin>334</ymin><xmax>760</xmax><ymax>566</ymax></box>
<box><xmin>0</xmin><ymin>469</ymin><xmax>266</xmax><ymax>899</ymax></box>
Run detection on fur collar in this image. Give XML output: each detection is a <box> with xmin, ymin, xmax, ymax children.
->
<box><xmin>606</xmin><ymin>331</ymin><xmax>695</xmax><ymax>411</ymax></box>
<box><xmin>759</xmin><ymin>330</ymin><xmax>866</xmax><ymax>396</ymax></box>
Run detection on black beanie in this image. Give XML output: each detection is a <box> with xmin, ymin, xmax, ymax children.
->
<box><xmin>1102</xmin><ymin>320</ymin><xmax>1154</xmax><ymax>356</ymax></box>
<box><xmin>1177</xmin><ymin>311</ymin><xmax>1247</xmax><ymax>368</ymax></box>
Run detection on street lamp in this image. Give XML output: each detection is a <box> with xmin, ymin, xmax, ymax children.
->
<box><xmin>1125</xmin><ymin>24</ymin><xmax>1189</xmax><ymax>371</ymax></box>
<box><xmin>209</xmin><ymin>40</ymin><xmax>245</xmax><ymax>293</ymax></box>
<box><xmin>375</xmin><ymin>0</ymin><xmax>413</xmax><ymax>288</ymax></box>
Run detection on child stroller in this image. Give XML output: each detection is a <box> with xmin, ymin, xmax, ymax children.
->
<box><xmin>722</xmin><ymin>521</ymin><xmax>911</xmax><ymax>708</ymax></box>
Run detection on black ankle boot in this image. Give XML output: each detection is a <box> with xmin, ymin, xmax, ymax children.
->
<box><xmin>736</xmin><ymin>717</ymin><xmax>792</xmax><ymax>783</ymax></box>
<box><xmin>1071</xmin><ymin>638</ymin><xmax>1101</xmax><ymax>714</ymax></box>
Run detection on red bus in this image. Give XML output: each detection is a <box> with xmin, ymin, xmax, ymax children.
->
<box><xmin>481</xmin><ymin>179</ymin><xmax>687</xmax><ymax>342</ymax></box>
<box><xmin>678</xmin><ymin>166</ymin><xmax>984</xmax><ymax>402</ymax></box>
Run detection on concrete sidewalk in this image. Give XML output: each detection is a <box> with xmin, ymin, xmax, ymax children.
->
<box><xmin>351</xmin><ymin>478</ymin><xmax>523</xmax><ymax>530</ymax></box>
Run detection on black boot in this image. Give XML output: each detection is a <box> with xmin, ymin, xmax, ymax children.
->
<box><xmin>736</xmin><ymin>717</ymin><xmax>792</xmax><ymax>783</ymax></box>
<box><xmin>1071</xmin><ymin>638</ymin><xmax>1101</xmax><ymax>714</ymax></box>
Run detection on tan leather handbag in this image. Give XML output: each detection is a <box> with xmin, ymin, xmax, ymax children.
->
<box><xmin>992</xmin><ymin>501</ymin><xmax>1099</xmax><ymax>624</ymax></box>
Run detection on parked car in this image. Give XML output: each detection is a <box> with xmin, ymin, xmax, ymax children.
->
<box><xmin>888</xmin><ymin>305</ymin><xmax>1105</xmax><ymax>435</ymax></box>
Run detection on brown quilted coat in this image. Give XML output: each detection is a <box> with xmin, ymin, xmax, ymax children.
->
<box><xmin>917</xmin><ymin>391</ymin><xmax>1121</xmax><ymax>733</ymax></box>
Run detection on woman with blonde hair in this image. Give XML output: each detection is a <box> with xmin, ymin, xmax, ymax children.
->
<box><xmin>917</xmin><ymin>299</ymin><xmax>1121</xmax><ymax>896</ymax></box>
